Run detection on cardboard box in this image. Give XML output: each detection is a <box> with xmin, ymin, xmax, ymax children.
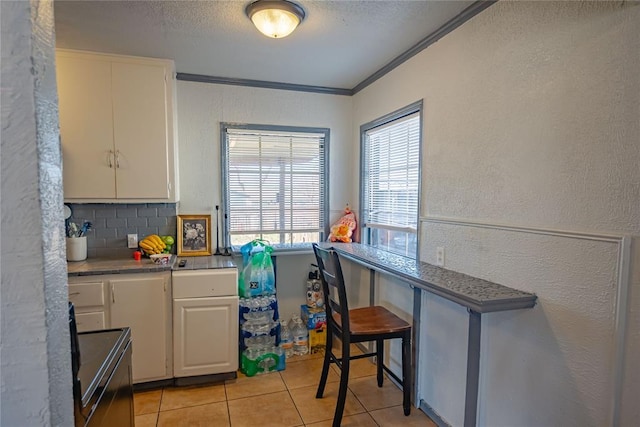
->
<box><xmin>309</xmin><ymin>327</ymin><xmax>326</xmax><ymax>353</ymax></box>
<box><xmin>301</xmin><ymin>304</ymin><xmax>326</xmax><ymax>330</ymax></box>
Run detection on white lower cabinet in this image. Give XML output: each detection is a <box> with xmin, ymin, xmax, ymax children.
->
<box><xmin>70</xmin><ymin>271</ymin><xmax>172</xmax><ymax>383</ymax></box>
<box><xmin>172</xmin><ymin>268</ymin><xmax>239</xmax><ymax>378</ymax></box>
<box><xmin>68</xmin><ymin>278</ymin><xmax>108</xmax><ymax>332</ymax></box>
<box><xmin>173</xmin><ymin>296</ymin><xmax>239</xmax><ymax>377</ymax></box>
<box><xmin>109</xmin><ymin>273</ymin><xmax>172</xmax><ymax>383</ymax></box>
<box><xmin>69</xmin><ymin>267</ymin><xmax>239</xmax><ymax>384</ymax></box>
<box><xmin>75</xmin><ymin>311</ymin><xmax>107</xmax><ymax>332</ymax></box>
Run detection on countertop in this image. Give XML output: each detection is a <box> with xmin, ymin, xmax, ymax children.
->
<box><xmin>324</xmin><ymin>243</ymin><xmax>537</xmax><ymax>313</ymax></box>
<box><xmin>67</xmin><ymin>256</ymin><xmax>176</xmax><ymax>276</ymax></box>
<box><xmin>67</xmin><ymin>255</ymin><xmax>236</xmax><ymax>276</ymax></box>
<box><xmin>173</xmin><ymin>255</ymin><xmax>237</xmax><ymax>270</ymax></box>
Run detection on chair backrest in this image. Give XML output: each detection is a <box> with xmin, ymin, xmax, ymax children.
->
<box><xmin>312</xmin><ymin>244</ymin><xmax>349</xmax><ymax>337</ymax></box>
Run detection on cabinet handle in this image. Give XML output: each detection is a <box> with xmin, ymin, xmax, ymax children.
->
<box><xmin>115</xmin><ymin>150</ymin><xmax>120</xmax><ymax>169</ymax></box>
<box><xmin>107</xmin><ymin>150</ymin><xmax>114</xmax><ymax>168</ymax></box>
<box><xmin>69</xmin><ymin>292</ymin><xmax>80</xmax><ymax>296</ymax></box>
<box><xmin>111</xmin><ymin>283</ymin><xmax>115</xmax><ymax>303</ymax></box>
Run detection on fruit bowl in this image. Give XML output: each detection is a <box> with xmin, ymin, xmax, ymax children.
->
<box><xmin>150</xmin><ymin>254</ymin><xmax>171</xmax><ymax>265</ymax></box>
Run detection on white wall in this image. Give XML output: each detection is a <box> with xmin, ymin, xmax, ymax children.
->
<box><xmin>176</xmin><ymin>82</ymin><xmax>354</xmax><ymax>310</ymax></box>
<box><xmin>176</xmin><ymin>81</ymin><xmax>354</xmax><ymax>218</ymax></box>
<box><xmin>1</xmin><ymin>1</ymin><xmax>74</xmax><ymax>425</ymax></box>
<box><xmin>353</xmin><ymin>1</ymin><xmax>639</xmax><ymax>426</ymax></box>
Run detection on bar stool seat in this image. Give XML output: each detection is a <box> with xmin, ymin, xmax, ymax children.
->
<box><xmin>341</xmin><ymin>306</ymin><xmax>412</xmax><ymax>336</ymax></box>
<box><xmin>312</xmin><ymin>244</ymin><xmax>412</xmax><ymax>427</ymax></box>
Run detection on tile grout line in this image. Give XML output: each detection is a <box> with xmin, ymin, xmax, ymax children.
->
<box><xmin>149</xmin><ymin>384</ymin><xmax>233</xmax><ymax>425</ymax></box>
<box><xmin>346</xmin><ymin>381</ymin><xmax>381</xmax><ymax>427</ymax></box>
<box><xmin>283</xmin><ymin>371</ymin><xmax>308</xmax><ymax>427</ymax></box>
<box><xmin>155</xmin><ymin>387</ymin><xmax>163</xmax><ymax>427</ymax></box>
<box><xmin>224</xmin><ymin>379</ymin><xmax>232</xmax><ymax>426</ymax></box>
<box><xmin>135</xmin><ymin>354</ymin><xmax>417</xmax><ymax>427</ymax></box>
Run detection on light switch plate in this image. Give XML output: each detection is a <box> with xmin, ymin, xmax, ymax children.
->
<box><xmin>127</xmin><ymin>234</ymin><xmax>138</xmax><ymax>249</ymax></box>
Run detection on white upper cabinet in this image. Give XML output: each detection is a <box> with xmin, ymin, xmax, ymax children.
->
<box><xmin>56</xmin><ymin>54</ymin><xmax>115</xmax><ymax>199</ymax></box>
<box><xmin>56</xmin><ymin>50</ymin><xmax>179</xmax><ymax>202</ymax></box>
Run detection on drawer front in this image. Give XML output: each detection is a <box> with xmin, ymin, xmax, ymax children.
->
<box><xmin>172</xmin><ymin>269</ymin><xmax>237</xmax><ymax>298</ymax></box>
<box><xmin>69</xmin><ymin>281</ymin><xmax>105</xmax><ymax>308</ymax></box>
<box><xmin>76</xmin><ymin>311</ymin><xmax>106</xmax><ymax>332</ymax></box>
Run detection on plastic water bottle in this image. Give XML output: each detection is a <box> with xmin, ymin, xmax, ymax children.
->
<box><xmin>274</xmin><ymin>345</ymin><xmax>286</xmax><ymax>371</ymax></box>
<box><xmin>280</xmin><ymin>320</ymin><xmax>294</xmax><ymax>358</ymax></box>
<box><xmin>292</xmin><ymin>317</ymin><xmax>309</xmax><ymax>356</ymax></box>
<box><xmin>287</xmin><ymin>314</ymin><xmax>299</xmax><ymax>332</ymax></box>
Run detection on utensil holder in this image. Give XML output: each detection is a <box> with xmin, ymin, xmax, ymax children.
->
<box><xmin>66</xmin><ymin>236</ymin><xmax>87</xmax><ymax>261</ymax></box>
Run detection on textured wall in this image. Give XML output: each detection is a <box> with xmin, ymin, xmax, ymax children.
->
<box><xmin>1</xmin><ymin>1</ymin><xmax>74</xmax><ymax>426</ymax></box>
<box><xmin>421</xmin><ymin>225</ymin><xmax>621</xmax><ymax>426</ymax></box>
<box><xmin>175</xmin><ymin>81</ymin><xmax>354</xmax><ymax>222</ymax></box>
<box><xmin>175</xmin><ymin>82</ymin><xmax>354</xmax><ymax>311</ymax></box>
<box><xmin>353</xmin><ymin>1</ymin><xmax>639</xmax><ymax>426</ymax></box>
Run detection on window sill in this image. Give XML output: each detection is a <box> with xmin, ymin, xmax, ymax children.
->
<box><xmin>231</xmin><ymin>242</ymin><xmax>315</xmax><ymax>256</ymax></box>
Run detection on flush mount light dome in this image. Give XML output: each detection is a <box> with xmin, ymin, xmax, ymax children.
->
<box><xmin>245</xmin><ymin>0</ymin><xmax>305</xmax><ymax>39</ymax></box>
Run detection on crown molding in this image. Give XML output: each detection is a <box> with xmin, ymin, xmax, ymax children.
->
<box><xmin>177</xmin><ymin>1</ymin><xmax>497</xmax><ymax>96</ymax></box>
<box><xmin>352</xmin><ymin>0</ymin><xmax>497</xmax><ymax>94</ymax></box>
<box><xmin>176</xmin><ymin>73</ymin><xmax>353</xmax><ymax>96</ymax></box>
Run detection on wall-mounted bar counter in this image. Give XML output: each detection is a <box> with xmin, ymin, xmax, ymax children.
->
<box><xmin>321</xmin><ymin>242</ymin><xmax>537</xmax><ymax>427</ymax></box>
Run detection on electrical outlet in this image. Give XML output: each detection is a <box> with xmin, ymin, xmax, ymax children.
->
<box><xmin>436</xmin><ymin>247</ymin><xmax>445</xmax><ymax>266</ymax></box>
<box><xmin>127</xmin><ymin>234</ymin><xmax>138</xmax><ymax>249</ymax></box>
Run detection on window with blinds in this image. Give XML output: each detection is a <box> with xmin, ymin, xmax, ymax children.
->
<box><xmin>221</xmin><ymin>124</ymin><xmax>329</xmax><ymax>247</ymax></box>
<box><xmin>361</xmin><ymin>102</ymin><xmax>421</xmax><ymax>258</ymax></box>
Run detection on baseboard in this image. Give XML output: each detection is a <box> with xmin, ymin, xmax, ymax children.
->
<box><xmin>419</xmin><ymin>400</ymin><xmax>452</xmax><ymax>427</ymax></box>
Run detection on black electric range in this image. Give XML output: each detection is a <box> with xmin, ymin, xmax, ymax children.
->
<box><xmin>75</xmin><ymin>328</ymin><xmax>133</xmax><ymax>427</ymax></box>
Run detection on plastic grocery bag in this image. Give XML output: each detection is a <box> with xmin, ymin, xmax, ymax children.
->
<box><xmin>238</xmin><ymin>239</ymin><xmax>276</xmax><ymax>297</ymax></box>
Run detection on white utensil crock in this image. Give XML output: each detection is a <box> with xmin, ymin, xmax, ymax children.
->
<box><xmin>66</xmin><ymin>236</ymin><xmax>87</xmax><ymax>261</ymax></box>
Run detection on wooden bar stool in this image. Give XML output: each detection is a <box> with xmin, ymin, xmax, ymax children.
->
<box><xmin>312</xmin><ymin>244</ymin><xmax>412</xmax><ymax>427</ymax></box>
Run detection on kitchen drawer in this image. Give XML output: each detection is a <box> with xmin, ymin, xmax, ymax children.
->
<box><xmin>76</xmin><ymin>311</ymin><xmax>106</xmax><ymax>332</ymax></box>
<box><xmin>69</xmin><ymin>281</ymin><xmax>105</xmax><ymax>308</ymax></box>
<box><xmin>172</xmin><ymin>269</ymin><xmax>237</xmax><ymax>299</ymax></box>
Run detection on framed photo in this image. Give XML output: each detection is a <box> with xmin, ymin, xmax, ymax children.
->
<box><xmin>177</xmin><ymin>214</ymin><xmax>212</xmax><ymax>256</ymax></box>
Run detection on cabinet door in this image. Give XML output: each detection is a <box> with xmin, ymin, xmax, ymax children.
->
<box><xmin>56</xmin><ymin>53</ymin><xmax>116</xmax><ymax>199</ymax></box>
<box><xmin>173</xmin><ymin>296</ymin><xmax>239</xmax><ymax>377</ymax></box>
<box><xmin>109</xmin><ymin>275</ymin><xmax>168</xmax><ymax>383</ymax></box>
<box><xmin>111</xmin><ymin>61</ymin><xmax>169</xmax><ymax>199</ymax></box>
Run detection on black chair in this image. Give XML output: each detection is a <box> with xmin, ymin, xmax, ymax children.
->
<box><xmin>312</xmin><ymin>243</ymin><xmax>412</xmax><ymax>427</ymax></box>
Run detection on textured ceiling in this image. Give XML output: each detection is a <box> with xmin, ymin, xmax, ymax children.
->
<box><xmin>54</xmin><ymin>0</ymin><xmax>475</xmax><ymax>90</ymax></box>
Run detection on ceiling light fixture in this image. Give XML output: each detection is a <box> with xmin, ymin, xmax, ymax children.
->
<box><xmin>245</xmin><ymin>0</ymin><xmax>305</xmax><ymax>39</ymax></box>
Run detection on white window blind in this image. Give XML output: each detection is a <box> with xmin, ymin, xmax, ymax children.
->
<box><xmin>362</xmin><ymin>110</ymin><xmax>420</xmax><ymax>257</ymax></box>
<box><xmin>223</xmin><ymin>126</ymin><xmax>328</xmax><ymax>246</ymax></box>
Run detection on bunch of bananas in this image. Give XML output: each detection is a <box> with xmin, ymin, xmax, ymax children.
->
<box><xmin>139</xmin><ymin>234</ymin><xmax>174</xmax><ymax>256</ymax></box>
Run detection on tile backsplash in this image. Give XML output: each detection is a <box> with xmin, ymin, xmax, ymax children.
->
<box><xmin>67</xmin><ymin>203</ymin><xmax>177</xmax><ymax>258</ymax></box>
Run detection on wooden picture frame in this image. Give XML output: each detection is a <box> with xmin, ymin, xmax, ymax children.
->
<box><xmin>177</xmin><ymin>214</ymin><xmax>212</xmax><ymax>256</ymax></box>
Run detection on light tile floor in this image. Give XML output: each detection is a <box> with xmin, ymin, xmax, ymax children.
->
<box><xmin>134</xmin><ymin>349</ymin><xmax>437</xmax><ymax>427</ymax></box>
